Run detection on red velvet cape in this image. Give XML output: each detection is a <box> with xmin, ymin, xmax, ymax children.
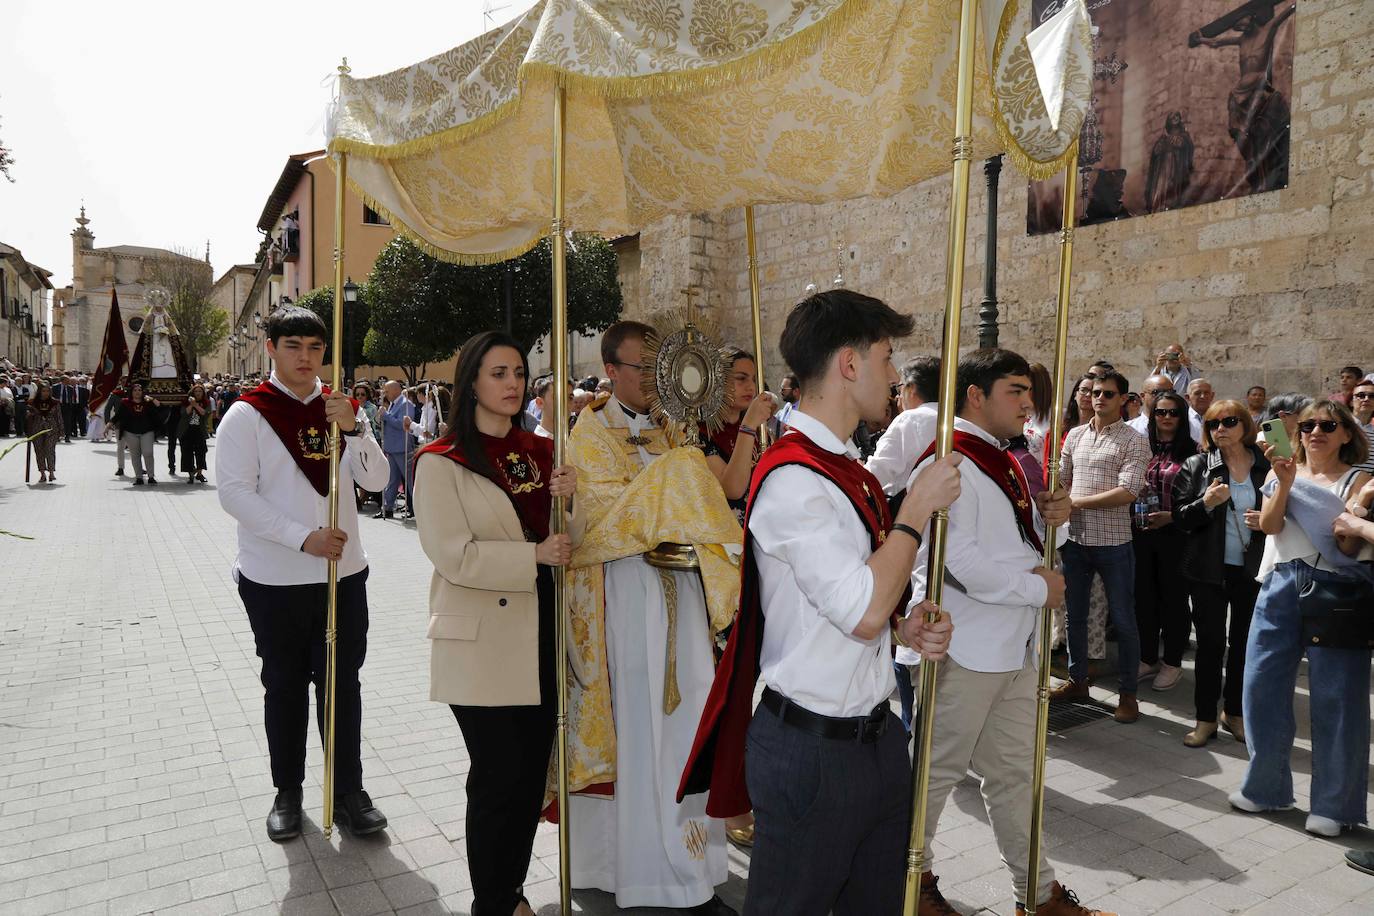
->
<box><xmin>236</xmin><ymin>381</ymin><xmax>357</xmax><ymax>497</ymax></box>
<box><xmin>677</xmin><ymin>429</ymin><xmax>896</xmax><ymax>817</ymax></box>
<box><xmin>920</xmin><ymin>430</ymin><xmax>1043</xmax><ymax>553</ymax></box>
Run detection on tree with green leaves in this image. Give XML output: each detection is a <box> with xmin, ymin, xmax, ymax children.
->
<box><xmin>294</xmin><ymin>286</ymin><xmax>371</xmax><ymax>376</ymax></box>
<box><xmin>363</xmin><ymin>234</ymin><xmax>623</xmax><ymax>375</ymax></box>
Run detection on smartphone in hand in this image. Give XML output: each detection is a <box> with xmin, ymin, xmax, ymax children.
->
<box><xmin>1260</xmin><ymin>418</ymin><xmax>1293</xmax><ymax>460</ymax></box>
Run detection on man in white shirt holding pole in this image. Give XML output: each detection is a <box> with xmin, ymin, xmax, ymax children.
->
<box><xmin>680</xmin><ymin>290</ymin><xmax>960</xmax><ymax>915</ymax></box>
<box><xmin>909</xmin><ymin>348</ymin><xmax>1112</xmax><ymax>916</ymax></box>
<box><xmin>216</xmin><ymin>306</ymin><xmax>391</xmax><ymax>842</ymax></box>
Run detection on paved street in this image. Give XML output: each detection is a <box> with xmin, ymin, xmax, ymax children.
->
<box><xmin>1</xmin><ymin>437</ymin><xmax>1371</xmax><ymax>916</ymax></box>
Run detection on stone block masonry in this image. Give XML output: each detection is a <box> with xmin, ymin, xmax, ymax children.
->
<box><xmin>625</xmin><ymin>0</ymin><xmax>1374</xmax><ymax>401</ymax></box>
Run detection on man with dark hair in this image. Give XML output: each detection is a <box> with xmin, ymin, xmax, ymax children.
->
<box><xmin>681</xmin><ymin>289</ymin><xmax>960</xmax><ymax>915</ymax></box>
<box><xmin>908</xmin><ymin>350</ymin><xmax>1107</xmax><ymax>916</ymax></box>
<box><xmin>768</xmin><ymin>373</ymin><xmax>800</xmax><ymax>439</ymax></box>
<box><xmin>1052</xmin><ymin>370</ymin><xmax>1149</xmax><ymax>722</ymax></box>
<box><xmin>215</xmin><ymin>305</ymin><xmax>391</xmax><ymax>842</ymax></box>
<box><xmin>1332</xmin><ymin>365</ymin><xmax>1364</xmax><ymax>407</ymax></box>
<box><xmin>566</xmin><ymin>319</ymin><xmax>742</xmax><ymax>914</ymax></box>
<box><xmin>1247</xmin><ymin>385</ymin><xmax>1268</xmax><ymax>424</ymax></box>
<box><xmin>866</xmin><ymin>355</ymin><xmax>941</xmax><ymax>495</ymax></box>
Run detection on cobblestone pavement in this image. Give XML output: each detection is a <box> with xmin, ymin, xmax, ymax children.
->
<box><xmin>1</xmin><ymin>438</ymin><xmax>1371</xmax><ymax>915</ymax></box>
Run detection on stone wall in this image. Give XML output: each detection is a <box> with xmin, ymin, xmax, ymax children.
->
<box><xmin>628</xmin><ymin>0</ymin><xmax>1374</xmax><ymax>401</ymax></box>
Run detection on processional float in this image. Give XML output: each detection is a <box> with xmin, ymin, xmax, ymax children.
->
<box><xmin>319</xmin><ymin>1</ymin><xmax>1091</xmax><ymax>912</ymax></box>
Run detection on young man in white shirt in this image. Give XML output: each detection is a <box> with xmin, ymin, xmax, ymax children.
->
<box><xmin>216</xmin><ymin>306</ymin><xmax>391</xmax><ymax>842</ymax></box>
<box><xmin>908</xmin><ymin>349</ymin><xmax>1112</xmax><ymax>916</ymax></box>
<box><xmin>681</xmin><ymin>289</ymin><xmax>961</xmax><ymax>915</ymax></box>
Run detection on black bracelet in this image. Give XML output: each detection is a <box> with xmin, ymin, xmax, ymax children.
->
<box><xmin>891</xmin><ymin>523</ymin><xmax>923</xmax><ymax>547</ymax></box>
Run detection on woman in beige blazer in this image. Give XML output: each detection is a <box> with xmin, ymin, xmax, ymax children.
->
<box><xmin>414</xmin><ymin>331</ymin><xmax>583</xmax><ymax>916</ymax></box>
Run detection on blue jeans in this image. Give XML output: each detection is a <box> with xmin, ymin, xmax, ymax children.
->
<box><xmin>1240</xmin><ymin>560</ymin><xmax>1371</xmax><ymax>824</ymax></box>
<box><xmin>894</xmin><ymin>662</ymin><xmax>915</xmax><ymax>731</ymax></box>
<box><xmin>383</xmin><ymin>450</ymin><xmax>411</xmax><ymax>510</ymax></box>
<box><xmin>1061</xmin><ymin>541</ymin><xmax>1140</xmax><ymax>693</ymax></box>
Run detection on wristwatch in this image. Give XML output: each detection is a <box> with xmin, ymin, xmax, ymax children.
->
<box><xmin>342</xmin><ymin>426</ymin><xmax>361</xmax><ymax>437</ymax></box>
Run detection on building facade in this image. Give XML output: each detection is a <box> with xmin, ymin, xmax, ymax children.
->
<box><xmin>618</xmin><ymin>0</ymin><xmax>1373</xmax><ymax>400</ymax></box>
<box><xmin>0</xmin><ymin>243</ymin><xmax>53</xmax><ymax>370</ymax></box>
<box><xmin>55</xmin><ymin>208</ymin><xmax>213</xmax><ymax>373</ymax></box>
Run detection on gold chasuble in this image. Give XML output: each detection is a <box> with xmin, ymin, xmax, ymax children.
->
<box><xmin>555</xmin><ymin>400</ymin><xmax>741</xmax><ymax>796</ymax></box>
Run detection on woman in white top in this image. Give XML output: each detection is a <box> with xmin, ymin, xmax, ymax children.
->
<box><xmin>1231</xmin><ymin>400</ymin><xmax>1371</xmax><ymax>838</ymax></box>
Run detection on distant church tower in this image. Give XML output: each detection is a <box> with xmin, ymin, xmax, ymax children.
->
<box><xmin>72</xmin><ymin>206</ymin><xmax>95</xmax><ymax>285</ymax></box>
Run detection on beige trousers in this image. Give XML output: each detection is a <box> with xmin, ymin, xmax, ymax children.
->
<box><xmin>920</xmin><ymin>650</ymin><xmax>1055</xmax><ymax>906</ymax></box>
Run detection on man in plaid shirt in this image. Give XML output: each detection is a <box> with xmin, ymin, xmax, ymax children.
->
<box><xmin>1050</xmin><ymin>370</ymin><xmax>1149</xmax><ymax>723</ymax></box>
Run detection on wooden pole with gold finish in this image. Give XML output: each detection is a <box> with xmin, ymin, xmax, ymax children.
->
<box><xmin>549</xmin><ymin>85</ymin><xmax>574</xmax><ymax>915</ymax></box>
<box><xmin>322</xmin><ymin>58</ymin><xmax>351</xmax><ymax>843</ymax></box>
<box><xmin>902</xmin><ymin>1</ymin><xmax>981</xmax><ymax>912</ymax></box>
<box><xmin>1025</xmin><ymin>148</ymin><xmax>1079</xmax><ymax>915</ymax></box>
<box><xmin>744</xmin><ymin>206</ymin><xmax>769</xmax><ymax>446</ymax></box>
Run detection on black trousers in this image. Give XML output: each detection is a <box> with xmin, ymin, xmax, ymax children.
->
<box><xmin>1134</xmin><ymin>528</ymin><xmax>1191</xmax><ymax>667</ymax></box>
<box><xmin>743</xmin><ymin>699</ymin><xmax>911</xmax><ymax>916</ymax></box>
<box><xmin>180</xmin><ymin>428</ymin><xmax>208</xmax><ymax>473</ymax></box>
<box><xmin>1189</xmin><ymin>565</ymin><xmax>1260</xmax><ymax>722</ymax></box>
<box><xmin>76</xmin><ymin>405</ymin><xmax>87</xmax><ymax>436</ymax></box>
<box><xmin>450</xmin><ymin>567</ymin><xmax>556</xmax><ymax>916</ymax></box>
<box><xmin>238</xmin><ymin>568</ymin><xmax>369</xmax><ymax>794</ymax></box>
<box><xmin>61</xmin><ymin>403</ymin><xmax>79</xmax><ymax>440</ymax></box>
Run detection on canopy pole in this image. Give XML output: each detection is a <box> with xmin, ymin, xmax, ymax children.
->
<box><xmin>322</xmin><ymin>58</ymin><xmax>352</xmax><ymax>842</ymax></box>
<box><xmin>1025</xmin><ymin>148</ymin><xmax>1079</xmax><ymax>915</ymax></box>
<box><xmin>549</xmin><ymin>85</ymin><xmax>574</xmax><ymax>916</ymax></box>
<box><xmin>903</xmin><ymin>1</ymin><xmax>980</xmax><ymax>912</ymax></box>
<box><xmin>744</xmin><ymin>206</ymin><xmax>769</xmax><ymax>446</ymax></box>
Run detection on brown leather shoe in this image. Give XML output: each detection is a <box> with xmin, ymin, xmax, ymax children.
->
<box><xmin>1114</xmin><ymin>693</ymin><xmax>1139</xmax><ymax>723</ymax></box>
<box><xmin>919</xmin><ymin>872</ymin><xmax>964</xmax><ymax>916</ymax></box>
<box><xmin>1048</xmin><ymin>679</ymin><xmax>1090</xmax><ymax>703</ymax></box>
<box><xmin>1016</xmin><ymin>881</ymin><xmax>1117</xmax><ymax>916</ymax></box>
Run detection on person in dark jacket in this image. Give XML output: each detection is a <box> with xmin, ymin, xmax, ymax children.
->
<box><xmin>1171</xmin><ymin>399</ymin><xmax>1269</xmax><ymax>747</ymax></box>
<box><xmin>1134</xmin><ymin>392</ymin><xmax>1197</xmax><ymax>691</ymax></box>
<box><xmin>178</xmin><ymin>384</ymin><xmax>211</xmax><ymax>483</ymax></box>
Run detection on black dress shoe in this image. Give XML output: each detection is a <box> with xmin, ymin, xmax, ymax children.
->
<box><xmin>374</xmin><ymin>508</ymin><xmax>393</xmax><ymax>519</ymax></box>
<box><xmin>115</xmin><ymin>469</ymin><xmax>125</xmax><ymax>477</ymax></box>
<box><xmin>333</xmin><ymin>790</ymin><xmax>387</xmax><ymax>836</ymax></box>
<box><xmin>687</xmin><ymin>895</ymin><xmax>738</xmax><ymax>916</ymax></box>
<box><xmin>266</xmin><ymin>788</ymin><xmax>303</xmax><ymax>842</ymax></box>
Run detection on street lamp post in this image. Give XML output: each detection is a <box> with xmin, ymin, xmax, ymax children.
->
<box><xmin>342</xmin><ymin>278</ymin><xmax>359</xmax><ymax>384</ymax></box>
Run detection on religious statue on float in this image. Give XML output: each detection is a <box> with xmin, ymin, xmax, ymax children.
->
<box><xmin>127</xmin><ymin>287</ymin><xmax>193</xmax><ymax>400</ymax></box>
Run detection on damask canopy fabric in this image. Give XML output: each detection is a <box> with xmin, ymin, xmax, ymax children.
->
<box><xmin>328</xmin><ymin>0</ymin><xmax>1091</xmax><ymax>263</ymax></box>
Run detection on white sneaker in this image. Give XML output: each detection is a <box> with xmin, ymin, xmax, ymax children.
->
<box><xmin>1152</xmin><ymin>663</ymin><xmax>1183</xmax><ymax>691</ymax></box>
<box><xmin>1229</xmin><ymin>791</ymin><xmax>1292</xmax><ymax>813</ymax></box>
<box><xmin>1138</xmin><ymin>661</ymin><xmax>1160</xmax><ymax>680</ymax></box>
<box><xmin>1305</xmin><ymin>814</ymin><xmax>1345</xmax><ymax>837</ymax></box>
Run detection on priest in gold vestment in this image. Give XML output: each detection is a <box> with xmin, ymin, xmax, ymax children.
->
<box><xmin>562</xmin><ymin>321</ymin><xmax>742</xmax><ymax>915</ymax></box>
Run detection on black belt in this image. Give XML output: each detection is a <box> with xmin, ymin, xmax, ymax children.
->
<box><xmin>761</xmin><ymin>687</ymin><xmax>889</xmax><ymax>744</ymax></box>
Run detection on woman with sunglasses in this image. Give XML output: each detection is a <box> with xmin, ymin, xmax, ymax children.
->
<box><xmin>1231</xmin><ymin>400</ymin><xmax>1369</xmax><ymax>837</ymax></box>
<box><xmin>1171</xmin><ymin>400</ymin><xmax>1267</xmax><ymax>747</ymax></box>
<box><xmin>1133</xmin><ymin>392</ymin><xmax>1197</xmax><ymax>694</ymax></box>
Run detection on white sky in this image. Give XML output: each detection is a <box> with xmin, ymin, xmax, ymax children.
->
<box><xmin>0</xmin><ymin>0</ymin><xmax>533</xmax><ymax>289</ymax></box>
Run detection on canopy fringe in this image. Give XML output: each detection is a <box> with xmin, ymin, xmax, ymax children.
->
<box><xmin>989</xmin><ymin>0</ymin><xmax>1083</xmax><ymax>182</ymax></box>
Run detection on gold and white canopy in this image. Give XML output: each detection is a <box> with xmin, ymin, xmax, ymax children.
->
<box><xmin>328</xmin><ymin>0</ymin><xmax>1091</xmax><ymax>263</ymax></box>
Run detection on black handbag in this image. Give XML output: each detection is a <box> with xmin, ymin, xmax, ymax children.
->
<box><xmin>1298</xmin><ymin>577</ymin><xmax>1374</xmax><ymax>650</ymax></box>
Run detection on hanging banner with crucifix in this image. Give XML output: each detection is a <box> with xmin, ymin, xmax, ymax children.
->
<box><xmin>1027</xmin><ymin>0</ymin><xmax>1296</xmax><ymax>235</ymax></box>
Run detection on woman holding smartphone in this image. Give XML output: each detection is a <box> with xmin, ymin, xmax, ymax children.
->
<box><xmin>1232</xmin><ymin>400</ymin><xmax>1370</xmax><ymax>837</ymax></box>
<box><xmin>413</xmin><ymin>331</ymin><xmax>583</xmax><ymax>916</ymax></box>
